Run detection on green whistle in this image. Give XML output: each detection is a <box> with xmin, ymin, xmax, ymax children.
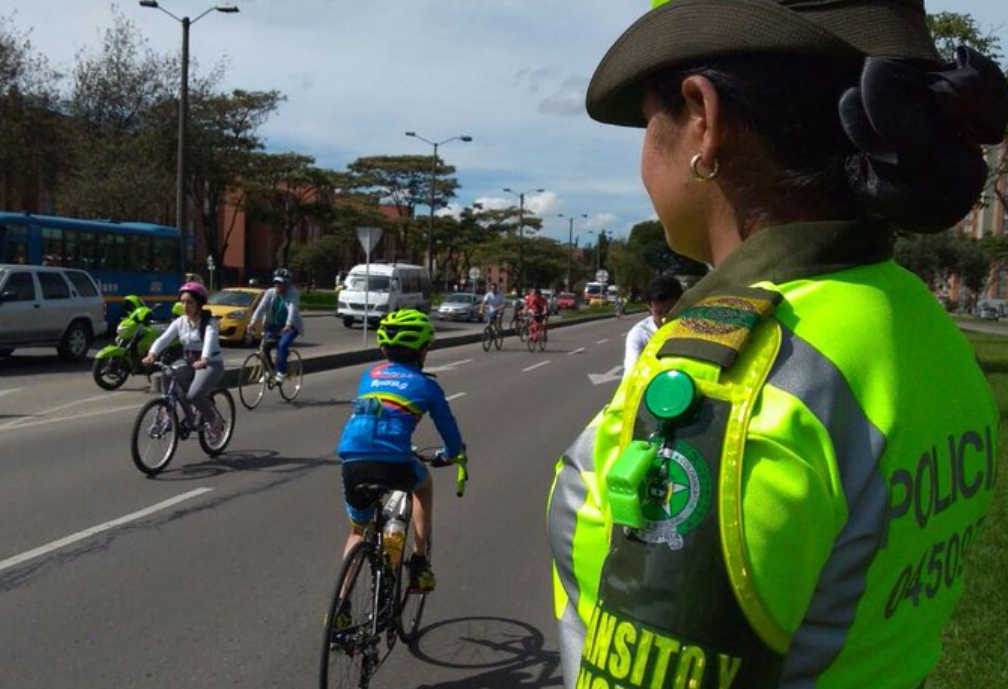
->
<box><xmin>607</xmin><ymin>440</ymin><xmax>661</xmax><ymax>529</ymax></box>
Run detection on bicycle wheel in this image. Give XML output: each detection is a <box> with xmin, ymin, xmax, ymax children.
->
<box><xmin>198</xmin><ymin>389</ymin><xmax>236</xmax><ymax>457</ymax></box>
<box><xmin>493</xmin><ymin>324</ymin><xmax>504</xmax><ymax>350</ymax></box>
<box><xmin>321</xmin><ymin>541</ymin><xmax>379</xmax><ymax>689</ymax></box>
<box><xmin>279</xmin><ymin>349</ymin><xmax>304</xmax><ymax>402</ymax></box>
<box><xmin>539</xmin><ymin>327</ymin><xmax>548</xmax><ymax>351</ymax></box>
<box><xmin>481</xmin><ymin>325</ymin><xmax>493</xmax><ymax>352</ymax></box>
<box><xmin>238</xmin><ymin>353</ymin><xmax>267</xmax><ymax>410</ymax></box>
<box><xmin>131</xmin><ymin>399</ymin><xmax>179</xmax><ymax>476</ymax></box>
<box><xmin>526</xmin><ymin>326</ymin><xmax>537</xmax><ymax>352</ymax></box>
<box><xmin>516</xmin><ymin>318</ymin><xmax>528</xmax><ymax>342</ymax></box>
<box><xmin>397</xmin><ymin>523</ymin><xmax>428</xmax><ymax>644</ymax></box>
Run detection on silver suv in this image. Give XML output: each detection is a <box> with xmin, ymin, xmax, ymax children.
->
<box><xmin>0</xmin><ymin>264</ymin><xmax>108</xmax><ymax>360</ymax></box>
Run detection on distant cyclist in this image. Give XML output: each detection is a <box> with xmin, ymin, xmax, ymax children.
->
<box><xmin>142</xmin><ymin>282</ymin><xmax>225</xmax><ymax>444</ymax></box>
<box><xmin>622</xmin><ymin>273</ymin><xmax>683</xmax><ymax>378</ymax></box>
<box><xmin>481</xmin><ymin>283</ymin><xmax>506</xmax><ymax>327</ymax></box>
<box><xmin>250</xmin><ymin>268</ymin><xmax>304</xmax><ymax>384</ymax></box>
<box><xmin>525</xmin><ymin>288</ymin><xmax>550</xmax><ymax>334</ymax></box>
<box><xmin>336</xmin><ymin>309</ymin><xmax>467</xmax><ymax>594</ymax></box>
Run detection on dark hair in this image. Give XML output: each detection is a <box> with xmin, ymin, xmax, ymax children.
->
<box><xmin>650</xmin><ymin>53</ymin><xmax>995</xmax><ymax>233</ymax></box>
<box><xmin>382</xmin><ymin>344</ymin><xmax>424</xmax><ymax>364</ymax></box>
<box><xmin>647</xmin><ymin>273</ymin><xmax>683</xmax><ymax>303</ymax></box>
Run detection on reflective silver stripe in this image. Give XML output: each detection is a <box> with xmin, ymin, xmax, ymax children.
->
<box><xmin>770</xmin><ymin>325</ymin><xmax>889</xmax><ymax>689</ymax></box>
<box><xmin>547</xmin><ymin>425</ymin><xmax>596</xmax><ymax>689</ymax></box>
<box><xmin>558</xmin><ymin>602</ymin><xmax>586</xmax><ymax>689</ymax></box>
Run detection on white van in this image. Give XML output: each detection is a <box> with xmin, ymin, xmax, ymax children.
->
<box><xmin>337</xmin><ymin>262</ymin><xmax>432</xmax><ymax>328</ymax></box>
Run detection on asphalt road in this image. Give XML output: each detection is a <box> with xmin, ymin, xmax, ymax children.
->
<box><xmin>0</xmin><ymin>317</ymin><xmax>631</xmax><ymax>689</ymax></box>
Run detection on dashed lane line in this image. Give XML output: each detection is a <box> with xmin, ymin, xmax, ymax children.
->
<box><xmin>0</xmin><ymin>393</ymin><xmax>111</xmax><ymax>430</ymax></box>
<box><xmin>445</xmin><ymin>392</ymin><xmax>467</xmax><ymax>401</ymax></box>
<box><xmin>0</xmin><ymin>488</ymin><xmax>213</xmax><ymax>575</ymax></box>
<box><xmin>596</xmin><ymin>339</ymin><xmax>609</xmax><ymax>345</ymax></box>
<box><xmin>522</xmin><ymin>361</ymin><xmax>552</xmax><ymax>373</ymax></box>
<box><xmin>0</xmin><ymin>388</ymin><xmax>25</xmax><ymax>399</ymax></box>
<box><xmin>568</xmin><ymin>348</ymin><xmax>586</xmax><ymax>355</ymax></box>
<box><xmin>0</xmin><ymin>403</ymin><xmax>144</xmax><ymax>433</ymax></box>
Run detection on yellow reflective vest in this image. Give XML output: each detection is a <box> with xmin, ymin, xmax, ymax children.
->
<box><xmin>547</xmin><ymin>221</ymin><xmax>998</xmax><ymax>689</ymax></box>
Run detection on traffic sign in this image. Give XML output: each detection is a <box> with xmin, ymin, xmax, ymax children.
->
<box><xmin>595</xmin><ymin>269</ymin><xmax>609</xmax><ymax>282</ymax></box>
<box><xmin>468</xmin><ymin>266</ymin><xmax>482</xmax><ymax>280</ymax></box>
<box><xmin>356</xmin><ymin>226</ymin><xmax>383</xmax><ymax>257</ymax></box>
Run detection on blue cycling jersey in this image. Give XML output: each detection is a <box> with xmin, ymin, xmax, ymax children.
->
<box><xmin>337</xmin><ymin>361</ymin><xmax>464</xmax><ymax>463</ymax></box>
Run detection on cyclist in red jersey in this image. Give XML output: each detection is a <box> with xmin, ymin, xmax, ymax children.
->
<box><xmin>525</xmin><ymin>288</ymin><xmax>549</xmax><ymax>334</ymax></box>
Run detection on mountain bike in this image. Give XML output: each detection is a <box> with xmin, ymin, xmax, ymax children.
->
<box><xmin>130</xmin><ymin>360</ymin><xmax>236</xmax><ymax>477</ymax></box>
<box><xmin>526</xmin><ymin>313</ymin><xmax>548</xmax><ymax>352</ymax></box>
<box><xmin>481</xmin><ymin>311</ymin><xmax>505</xmax><ymax>352</ymax></box>
<box><xmin>238</xmin><ymin>336</ymin><xmax>304</xmax><ymax>409</ymax></box>
<box><xmin>320</xmin><ymin>449</ymin><xmax>469</xmax><ymax>689</ymax></box>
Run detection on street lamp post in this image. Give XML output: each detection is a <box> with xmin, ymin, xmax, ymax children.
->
<box><xmin>503</xmin><ymin>187</ymin><xmax>543</xmax><ymax>294</ymax></box>
<box><xmin>404</xmin><ymin>132</ymin><xmax>472</xmax><ymax>277</ymax></box>
<box><xmin>558</xmin><ymin>213</ymin><xmax>587</xmax><ymax>292</ymax></box>
<box><xmin>586</xmin><ymin>229</ymin><xmax>600</xmax><ymax>275</ymax></box>
<box><xmin>139</xmin><ymin>1</ymin><xmax>239</xmax><ymax>271</ymax></box>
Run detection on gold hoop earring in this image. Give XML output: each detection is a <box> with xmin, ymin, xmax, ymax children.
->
<box><xmin>689</xmin><ymin>153</ymin><xmax>719</xmax><ymax>182</ymax></box>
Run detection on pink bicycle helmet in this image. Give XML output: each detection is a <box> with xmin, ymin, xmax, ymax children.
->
<box><xmin>179</xmin><ymin>281</ymin><xmax>209</xmax><ymax>304</ymax></box>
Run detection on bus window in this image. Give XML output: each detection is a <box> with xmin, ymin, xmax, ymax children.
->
<box><xmin>129</xmin><ymin>235</ymin><xmax>152</xmax><ymax>272</ymax></box>
<box><xmin>0</xmin><ymin>224</ymin><xmax>30</xmax><ymax>264</ymax></box>
<box><xmin>42</xmin><ymin>226</ymin><xmax>64</xmax><ymax>265</ymax></box>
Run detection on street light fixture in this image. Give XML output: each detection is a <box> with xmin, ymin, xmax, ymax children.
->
<box><xmin>558</xmin><ymin>213</ymin><xmax>587</xmax><ymax>292</ymax></box>
<box><xmin>503</xmin><ymin>187</ymin><xmax>543</xmax><ymax>294</ymax></box>
<box><xmin>404</xmin><ymin>132</ymin><xmax>473</xmax><ymax>276</ymax></box>
<box><xmin>139</xmin><ymin>1</ymin><xmax>239</xmax><ymax>270</ymax></box>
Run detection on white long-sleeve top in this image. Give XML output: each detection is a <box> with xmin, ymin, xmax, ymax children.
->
<box><xmin>622</xmin><ymin>314</ymin><xmax>658</xmax><ymax>379</ymax></box>
<box><xmin>150</xmin><ymin>314</ymin><xmax>223</xmax><ymax>363</ymax></box>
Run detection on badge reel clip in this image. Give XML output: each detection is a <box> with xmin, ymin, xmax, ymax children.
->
<box><xmin>606</xmin><ymin>369</ymin><xmax>700</xmax><ymax>530</ymax></box>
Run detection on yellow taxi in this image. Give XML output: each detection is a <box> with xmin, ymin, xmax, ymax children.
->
<box><xmin>206</xmin><ymin>287</ymin><xmax>264</xmax><ymax>346</ymax></box>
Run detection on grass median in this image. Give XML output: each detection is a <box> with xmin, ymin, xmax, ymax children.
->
<box><xmin>931</xmin><ymin>331</ymin><xmax>1007</xmax><ymax>688</ymax></box>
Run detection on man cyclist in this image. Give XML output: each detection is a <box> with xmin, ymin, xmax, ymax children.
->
<box><xmin>336</xmin><ymin>309</ymin><xmax>466</xmax><ymax>594</ymax></box>
<box><xmin>524</xmin><ymin>288</ymin><xmax>550</xmax><ymax>336</ymax></box>
<box><xmin>481</xmin><ymin>283</ymin><xmax>506</xmax><ymax>328</ymax></box>
<box><xmin>250</xmin><ymin>268</ymin><xmax>303</xmax><ymax>383</ymax></box>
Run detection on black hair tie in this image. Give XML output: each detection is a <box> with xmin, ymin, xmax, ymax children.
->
<box><xmin>839</xmin><ymin>46</ymin><xmax>1008</xmax><ymax>170</ymax></box>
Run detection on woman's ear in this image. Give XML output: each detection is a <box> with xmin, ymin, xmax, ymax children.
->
<box><xmin>679</xmin><ymin>75</ymin><xmax>724</xmax><ymax>168</ymax></box>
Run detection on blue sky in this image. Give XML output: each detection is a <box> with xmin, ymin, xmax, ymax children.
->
<box><xmin>4</xmin><ymin>0</ymin><xmax>1006</xmax><ymax>244</ymax></box>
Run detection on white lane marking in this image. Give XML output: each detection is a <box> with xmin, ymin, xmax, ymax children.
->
<box><xmin>425</xmin><ymin>359</ymin><xmax>473</xmax><ymax>374</ymax></box>
<box><xmin>596</xmin><ymin>339</ymin><xmax>609</xmax><ymax>345</ymax></box>
<box><xmin>568</xmin><ymin>348</ymin><xmax>586</xmax><ymax>355</ymax></box>
<box><xmin>0</xmin><ymin>393</ymin><xmax>112</xmax><ymax>430</ymax></box>
<box><xmin>588</xmin><ymin>366</ymin><xmax>624</xmax><ymax>386</ymax></box>
<box><xmin>522</xmin><ymin>361</ymin><xmax>552</xmax><ymax>373</ymax></box>
<box><xmin>0</xmin><ymin>388</ymin><xmax>25</xmax><ymax>399</ymax></box>
<box><xmin>445</xmin><ymin>392</ymin><xmax>467</xmax><ymax>401</ymax></box>
<box><xmin>0</xmin><ymin>488</ymin><xmax>213</xmax><ymax>574</ymax></box>
<box><xmin>0</xmin><ymin>403</ymin><xmax>144</xmax><ymax>433</ymax></box>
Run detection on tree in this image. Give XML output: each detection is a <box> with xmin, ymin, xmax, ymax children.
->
<box><xmin>186</xmin><ymin>88</ymin><xmax>284</xmax><ymax>277</ymax></box>
<box><xmin>289</xmin><ymin>234</ymin><xmax>351</xmax><ymax>288</ymax></box>
<box><xmin>0</xmin><ymin>14</ymin><xmax>63</xmax><ymax>212</ymax></box>
<box><xmin>245</xmin><ymin>152</ymin><xmax>340</xmax><ymax>268</ymax></box>
<box><xmin>56</xmin><ymin>8</ymin><xmax>179</xmax><ymax>220</ymax></box>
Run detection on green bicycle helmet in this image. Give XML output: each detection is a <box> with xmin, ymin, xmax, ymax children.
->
<box><xmin>377</xmin><ymin>309</ymin><xmax>435</xmax><ymax>351</ymax></box>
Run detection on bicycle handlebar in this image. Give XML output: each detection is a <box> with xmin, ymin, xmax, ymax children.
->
<box><xmin>414</xmin><ymin>448</ymin><xmax>469</xmax><ymax>498</ymax></box>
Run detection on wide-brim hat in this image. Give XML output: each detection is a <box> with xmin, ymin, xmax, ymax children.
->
<box><xmin>587</xmin><ymin>0</ymin><xmax>941</xmax><ymax>127</ymax></box>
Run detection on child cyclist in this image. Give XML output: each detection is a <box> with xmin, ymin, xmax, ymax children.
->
<box><xmin>336</xmin><ymin>309</ymin><xmax>466</xmax><ymax>593</ymax></box>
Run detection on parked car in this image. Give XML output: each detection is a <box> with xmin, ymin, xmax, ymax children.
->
<box><xmin>437</xmin><ymin>292</ymin><xmax>481</xmax><ymax>322</ymax></box>
<box><xmin>0</xmin><ymin>264</ymin><xmax>108</xmax><ymax>360</ymax></box>
<box><xmin>557</xmin><ymin>292</ymin><xmax>578</xmax><ymax>310</ymax></box>
<box><xmin>205</xmin><ymin>287</ymin><xmax>265</xmax><ymax>346</ymax></box>
<box><xmin>540</xmin><ymin>289</ymin><xmax>560</xmax><ymax>315</ymax></box>
<box><xmin>978</xmin><ymin>304</ymin><xmax>1000</xmax><ymax>321</ymax></box>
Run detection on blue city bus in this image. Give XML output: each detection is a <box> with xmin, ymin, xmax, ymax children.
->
<box><xmin>0</xmin><ymin>212</ymin><xmax>185</xmax><ymax>324</ymax></box>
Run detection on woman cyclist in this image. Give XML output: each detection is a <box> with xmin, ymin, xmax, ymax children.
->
<box><xmin>336</xmin><ymin>309</ymin><xmax>467</xmax><ymax>594</ymax></box>
<box><xmin>143</xmin><ymin>282</ymin><xmax>225</xmax><ymax>444</ymax></box>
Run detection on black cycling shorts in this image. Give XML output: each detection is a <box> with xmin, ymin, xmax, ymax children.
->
<box><xmin>341</xmin><ymin>459</ymin><xmax>427</xmax><ymax>524</ymax></box>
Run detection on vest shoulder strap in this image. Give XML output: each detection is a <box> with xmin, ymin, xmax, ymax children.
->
<box><xmin>658</xmin><ymin>286</ymin><xmax>782</xmax><ymax>368</ymax></box>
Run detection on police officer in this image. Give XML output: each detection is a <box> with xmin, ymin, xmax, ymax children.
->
<box><xmin>547</xmin><ymin>2</ymin><xmax>1007</xmax><ymax>688</ymax></box>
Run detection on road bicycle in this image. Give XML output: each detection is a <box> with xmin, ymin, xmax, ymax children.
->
<box><xmin>526</xmin><ymin>313</ymin><xmax>548</xmax><ymax>352</ymax></box>
<box><xmin>130</xmin><ymin>360</ymin><xmax>236</xmax><ymax>477</ymax></box>
<box><xmin>509</xmin><ymin>306</ymin><xmax>528</xmax><ymax>342</ymax></box>
<box><xmin>320</xmin><ymin>449</ymin><xmax>468</xmax><ymax>689</ymax></box>
<box><xmin>481</xmin><ymin>311</ymin><xmax>505</xmax><ymax>352</ymax></box>
<box><xmin>237</xmin><ymin>336</ymin><xmax>304</xmax><ymax>409</ymax></box>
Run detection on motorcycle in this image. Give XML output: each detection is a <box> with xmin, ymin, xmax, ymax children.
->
<box><xmin>91</xmin><ymin>297</ymin><xmax>162</xmax><ymax>390</ymax></box>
